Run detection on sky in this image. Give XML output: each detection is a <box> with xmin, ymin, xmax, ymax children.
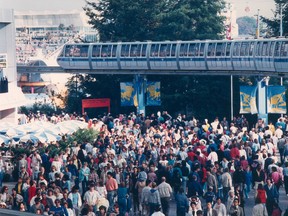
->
<box><xmin>0</xmin><ymin>0</ymin><xmax>277</xmax><ymax>19</ymax></box>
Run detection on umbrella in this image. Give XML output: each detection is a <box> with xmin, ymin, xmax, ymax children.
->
<box><xmin>0</xmin><ymin>135</ymin><xmax>11</xmax><ymax>145</ymax></box>
<box><xmin>33</xmin><ymin>132</ymin><xmax>61</xmax><ymax>143</ymax></box>
<box><xmin>5</xmin><ymin>128</ymin><xmax>26</xmax><ymax>137</ymax></box>
<box><xmin>13</xmin><ymin>134</ymin><xmax>39</xmax><ymax>143</ymax></box>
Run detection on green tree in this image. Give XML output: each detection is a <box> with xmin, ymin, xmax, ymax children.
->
<box><xmin>261</xmin><ymin>0</ymin><xmax>288</xmax><ymax>36</ymax></box>
<box><xmin>84</xmin><ymin>0</ymin><xmax>225</xmax><ymax>41</ymax></box>
<box><xmin>237</xmin><ymin>16</ymin><xmax>257</xmax><ymax>36</ymax></box>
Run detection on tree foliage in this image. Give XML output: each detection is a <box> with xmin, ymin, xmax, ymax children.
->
<box><xmin>261</xmin><ymin>0</ymin><xmax>288</xmax><ymax>36</ymax></box>
<box><xmin>237</xmin><ymin>16</ymin><xmax>257</xmax><ymax>36</ymax></box>
<box><xmin>84</xmin><ymin>0</ymin><xmax>226</xmax><ymax>41</ymax></box>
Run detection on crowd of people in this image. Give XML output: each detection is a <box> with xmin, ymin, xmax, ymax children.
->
<box><xmin>1</xmin><ymin>111</ymin><xmax>288</xmax><ymax>216</ymax></box>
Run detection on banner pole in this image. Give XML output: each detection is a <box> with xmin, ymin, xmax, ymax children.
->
<box><xmin>231</xmin><ymin>75</ymin><xmax>233</xmax><ymax>121</ymax></box>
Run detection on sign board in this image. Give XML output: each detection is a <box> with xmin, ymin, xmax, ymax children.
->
<box><xmin>82</xmin><ymin>98</ymin><xmax>111</xmax><ymax>114</ymax></box>
<box><xmin>0</xmin><ymin>54</ymin><xmax>7</xmax><ymax>68</ymax></box>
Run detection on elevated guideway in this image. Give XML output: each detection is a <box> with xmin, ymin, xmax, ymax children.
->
<box><xmin>17</xmin><ymin>38</ymin><xmax>288</xmax><ymax>76</ymax></box>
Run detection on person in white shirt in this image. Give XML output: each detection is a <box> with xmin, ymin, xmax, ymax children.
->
<box><xmin>213</xmin><ymin>197</ymin><xmax>226</xmax><ymax>216</ymax></box>
<box><xmin>151</xmin><ymin>205</ymin><xmax>165</xmax><ymax>216</ymax></box>
<box><xmin>157</xmin><ymin>177</ymin><xmax>172</xmax><ymax>216</ymax></box>
<box><xmin>252</xmin><ymin>197</ymin><xmax>268</xmax><ymax>216</ymax></box>
<box><xmin>207</xmin><ymin>148</ymin><xmax>218</xmax><ymax>165</ymax></box>
<box><xmin>83</xmin><ymin>183</ymin><xmax>101</xmax><ymax>214</ymax></box>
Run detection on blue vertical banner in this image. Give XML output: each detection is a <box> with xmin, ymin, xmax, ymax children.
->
<box><xmin>267</xmin><ymin>86</ymin><xmax>286</xmax><ymax>114</ymax></box>
<box><xmin>146</xmin><ymin>81</ymin><xmax>161</xmax><ymax>106</ymax></box>
<box><xmin>240</xmin><ymin>86</ymin><xmax>258</xmax><ymax>114</ymax></box>
<box><xmin>120</xmin><ymin>82</ymin><xmax>138</xmax><ymax>106</ymax></box>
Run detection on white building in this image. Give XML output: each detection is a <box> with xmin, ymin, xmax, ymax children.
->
<box><xmin>0</xmin><ymin>9</ymin><xmax>27</xmax><ymax>123</ymax></box>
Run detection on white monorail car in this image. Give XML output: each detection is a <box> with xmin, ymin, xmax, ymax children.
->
<box><xmin>57</xmin><ymin>39</ymin><xmax>288</xmax><ymax>73</ymax></box>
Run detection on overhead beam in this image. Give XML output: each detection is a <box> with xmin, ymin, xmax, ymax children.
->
<box><xmin>17</xmin><ymin>66</ymin><xmax>288</xmax><ymax>77</ymax></box>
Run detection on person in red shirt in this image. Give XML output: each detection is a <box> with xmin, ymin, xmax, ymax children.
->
<box><xmin>230</xmin><ymin>144</ymin><xmax>240</xmax><ymax>159</ymax></box>
<box><xmin>255</xmin><ymin>183</ymin><xmax>267</xmax><ymax>204</ymax></box>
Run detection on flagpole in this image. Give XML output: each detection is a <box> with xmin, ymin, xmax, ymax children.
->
<box><xmin>231</xmin><ymin>75</ymin><xmax>233</xmax><ymax>121</ymax></box>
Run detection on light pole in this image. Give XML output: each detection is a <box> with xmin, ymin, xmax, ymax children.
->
<box><xmin>280</xmin><ymin>3</ymin><xmax>283</xmax><ymax>37</ymax></box>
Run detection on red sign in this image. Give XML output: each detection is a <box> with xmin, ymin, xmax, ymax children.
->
<box><xmin>82</xmin><ymin>98</ymin><xmax>110</xmax><ymax>114</ymax></box>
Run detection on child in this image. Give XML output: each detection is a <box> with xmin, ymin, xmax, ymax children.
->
<box><xmin>204</xmin><ymin>186</ymin><xmax>215</xmax><ymax>205</ymax></box>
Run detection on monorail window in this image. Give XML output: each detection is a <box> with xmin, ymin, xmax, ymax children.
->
<box><xmin>226</xmin><ymin>43</ymin><xmax>231</xmax><ymax>56</ymax></box>
<box><xmin>249</xmin><ymin>43</ymin><xmax>255</xmax><ymax>56</ymax></box>
<box><xmin>188</xmin><ymin>44</ymin><xmax>197</xmax><ymax>56</ymax></box>
<box><xmin>269</xmin><ymin>41</ymin><xmax>275</xmax><ymax>56</ymax></box>
<box><xmin>171</xmin><ymin>44</ymin><xmax>176</xmax><ymax>56</ymax></box>
<box><xmin>199</xmin><ymin>43</ymin><xmax>205</xmax><ymax>56</ymax></box>
<box><xmin>240</xmin><ymin>42</ymin><xmax>249</xmax><ymax>56</ymax></box>
<box><xmin>129</xmin><ymin>44</ymin><xmax>141</xmax><ymax>57</ymax></box>
<box><xmin>280</xmin><ymin>41</ymin><xmax>288</xmax><ymax>57</ymax></box>
<box><xmin>101</xmin><ymin>45</ymin><xmax>113</xmax><ymax>57</ymax></box>
<box><xmin>150</xmin><ymin>44</ymin><xmax>160</xmax><ymax>57</ymax></box>
<box><xmin>159</xmin><ymin>44</ymin><xmax>171</xmax><ymax>57</ymax></box>
<box><xmin>216</xmin><ymin>43</ymin><xmax>224</xmax><ymax>56</ymax></box>
<box><xmin>121</xmin><ymin>44</ymin><xmax>130</xmax><ymax>57</ymax></box>
<box><xmin>112</xmin><ymin>45</ymin><xmax>117</xmax><ymax>57</ymax></box>
<box><xmin>208</xmin><ymin>43</ymin><xmax>216</xmax><ymax>56</ymax></box>
<box><xmin>256</xmin><ymin>42</ymin><xmax>261</xmax><ymax>56</ymax></box>
<box><xmin>141</xmin><ymin>44</ymin><xmax>147</xmax><ymax>57</ymax></box>
<box><xmin>274</xmin><ymin>42</ymin><xmax>281</xmax><ymax>57</ymax></box>
<box><xmin>92</xmin><ymin>45</ymin><xmax>101</xmax><ymax>57</ymax></box>
<box><xmin>179</xmin><ymin>43</ymin><xmax>189</xmax><ymax>57</ymax></box>
<box><xmin>262</xmin><ymin>42</ymin><xmax>269</xmax><ymax>56</ymax></box>
<box><xmin>79</xmin><ymin>45</ymin><xmax>89</xmax><ymax>57</ymax></box>
<box><xmin>232</xmin><ymin>42</ymin><xmax>240</xmax><ymax>56</ymax></box>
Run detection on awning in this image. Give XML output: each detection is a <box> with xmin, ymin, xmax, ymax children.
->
<box><xmin>0</xmin><ymin>83</ymin><xmax>29</xmax><ymax>111</ymax></box>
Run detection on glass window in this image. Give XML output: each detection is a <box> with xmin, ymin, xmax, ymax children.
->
<box><xmin>216</xmin><ymin>43</ymin><xmax>224</xmax><ymax>56</ymax></box>
<box><xmin>101</xmin><ymin>45</ymin><xmax>112</xmax><ymax>57</ymax></box>
<box><xmin>280</xmin><ymin>41</ymin><xmax>288</xmax><ymax>57</ymax></box>
<box><xmin>92</xmin><ymin>45</ymin><xmax>101</xmax><ymax>57</ymax></box>
<box><xmin>180</xmin><ymin>43</ymin><xmax>188</xmax><ymax>57</ymax></box>
<box><xmin>208</xmin><ymin>43</ymin><xmax>216</xmax><ymax>56</ymax></box>
<box><xmin>121</xmin><ymin>44</ymin><xmax>130</xmax><ymax>57</ymax></box>
<box><xmin>159</xmin><ymin>44</ymin><xmax>171</xmax><ymax>57</ymax></box>
<box><xmin>130</xmin><ymin>44</ymin><xmax>141</xmax><ymax>57</ymax></box>
<box><xmin>199</xmin><ymin>43</ymin><xmax>205</xmax><ymax>56</ymax></box>
<box><xmin>240</xmin><ymin>42</ymin><xmax>249</xmax><ymax>56</ymax></box>
<box><xmin>262</xmin><ymin>42</ymin><xmax>269</xmax><ymax>56</ymax></box>
<box><xmin>188</xmin><ymin>44</ymin><xmax>197</xmax><ymax>56</ymax></box>
<box><xmin>233</xmin><ymin>42</ymin><xmax>240</xmax><ymax>56</ymax></box>
<box><xmin>274</xmin><ymin>41</ymin><xmax>281</xmax><ymax>57</ymax></box>
<box><xmin>79</xmin><ymin>45</ymin><xmax>89</xmax><ymax>57</ymax></box>
<box><xmin>112</xmin><ymin>45</ymin><xmax>117</xmax><ymax>57</ymax></box>
<box><xmin>226</xmin><ymin>42</ymin><xmax>231</xmax><ymax>56</ymax></box>
<box><xmin>249</xmin><ymin>43</ymin><xmax>255</xmax><ymax>56</ymax></box>
<box><xmin>141</xmin><ymin>44</ymin><xmax>147</xmax><ymax>57</ymax></box>
<box><xmin>171</xmin><ymin>44</ymin><xmax>177</xmax><ymax>56</ymax></box>
<box><xmin>150</xmin><ymin>44</ymin><xmax>160</xmax><ymax>57</ymax></box>
<box><xmin>269</xmin><ymin>41</ymin><xmax>275</xmax><ymax>56</ymax></box>
<box><xmin>255</xmin><ymin>42</ymin><xmax>261</xmax><ymax>56</ymax></box>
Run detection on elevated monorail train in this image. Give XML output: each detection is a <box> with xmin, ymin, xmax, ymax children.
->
<box><xmin>57</xmin><ymin>39</ymin><xmax>288</xmax><ymax>73</ymax></box>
